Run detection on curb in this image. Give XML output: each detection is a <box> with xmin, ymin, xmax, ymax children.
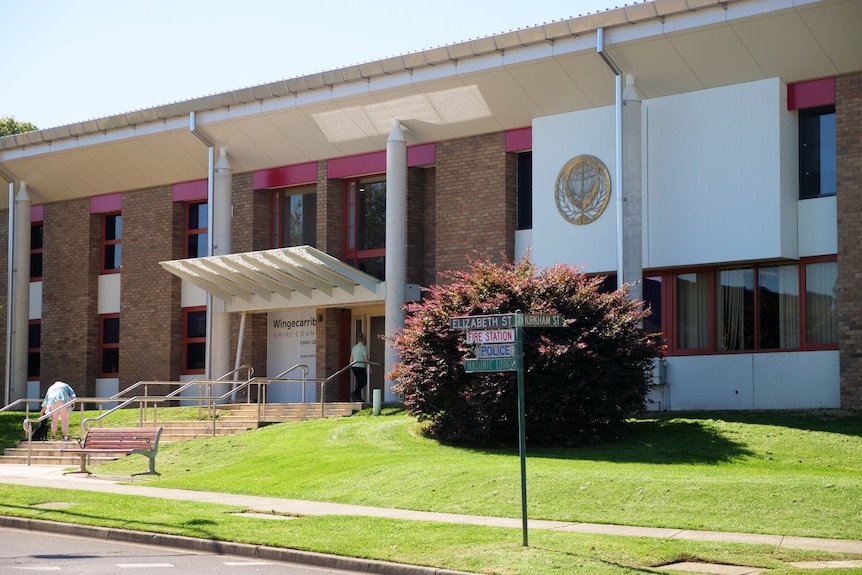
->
<box><xmin>0</xmin><ymin>515</ymin><xmax>471</xmax><ymax>575</ymax></box>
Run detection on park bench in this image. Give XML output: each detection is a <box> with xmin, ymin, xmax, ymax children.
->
<box><xmin>61</xmin><ymin>427</ymin><xmax>162</xmax><ymax>476</ymax></box>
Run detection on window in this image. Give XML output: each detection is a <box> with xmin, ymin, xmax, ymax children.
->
<box><xmin>100</xmin><ymin>314</ymin><xmax>120</xmax><ymax>376</ymax></box>
<box><xmin>27</xmin><ymin>320</ymin><xmax>40</xmax><ymax>381</ymax></box>
<box><xmin>517</xmin><ymin>152</ymin><xmax>532</xmax><ymax>230</ymax></box>
<box><xmin>655</xmin><ymin>259</ymin><xmax>836</xmax><ymax>355</ymax></box>
<box><xmin>344</xmin><ymin>176</ymin><xmax>386</xmax><ymax>280</ymax></box>
<box><xmin>30</xmin><ymin>223</ymin><xmax>43</xmax><ymax>280</ymax></box>
<box><xmin>272</xmin><ymin>185</ymin><xmax>316</xmax><ymax>248</ymax></box>
<box><xmin>186</xmin><ymin>202</ymin><xmax>208</xmax><ymax>258</ymax></box>
<box><xmin>102</xmin><ymin>213</ymin><xmax>122</xmax><ymax>272</ymax></box>
<box><xmin>183</xmin><ymin>307</ymin><xmax>207</xmax><ymax>374</ymax></box>
<box><xmin>799</xmin><ymin>106</ymin><xmax>836</xmax><ymax>199</ymax></box>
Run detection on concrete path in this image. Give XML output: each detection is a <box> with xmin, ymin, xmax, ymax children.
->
<box><xmin>1</xmin><ymin>464</ymin><xmax>860</xmax><ymax>574</ymax></box>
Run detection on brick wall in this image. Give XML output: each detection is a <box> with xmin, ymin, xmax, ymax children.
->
<box><xmin>836</xmin><ymin>71</ymin><xmax>862</xmax><ymax>409</ymax></box>
<box><xmin>41</xmin><ymin>199</ymin><xmax>100</xmax><ymax>396</ymax></box>
<box><xmin>405</xmin><ymin>167</ymin><xmax>427</xmax><ymax>286</ymax></box>
<box><xmin>120</xmin><ymin>186</ymin><xmax>181</xmax><ymax>389</ymax></box>
<box><xmin>432</xmin><ymin>133</ymin><xmax>516</xmax><ymax>278</ymax></box>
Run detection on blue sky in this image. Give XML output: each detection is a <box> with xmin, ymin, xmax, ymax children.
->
<box><xmin>1</xmin><ymin>0</ymin><xmax>632</xmax><ymax>129</ymax></box>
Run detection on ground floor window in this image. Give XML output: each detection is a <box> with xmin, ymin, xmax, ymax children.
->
<box><xmin>27</xmin><ymin>320</ymin><xmax>40</xmax><ymax>380</ymax></box>
<box><xmin>183</xmin><ymin>307</ymin><xmax>207</xmax><ymax>374</ymax></box>
<box><xmin>99</xmin><ymin>314</ymin><xmax>120</xmax><ymax>376</ymax></box>
<box><xmin>643</xmin><ymin>256</ymin><xmax>837</xmax><ymax>355</ymax></box>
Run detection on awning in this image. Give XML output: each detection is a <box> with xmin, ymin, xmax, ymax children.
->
<box><xmin>160</xmin><ymin>245</ymin><xmax>385</xmax><ymax>313</ymax></box>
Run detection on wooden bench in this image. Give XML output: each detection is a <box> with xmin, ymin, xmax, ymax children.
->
<box><xmin>61</xmin><ymin>427</ymin><xmax>162</xmax><ymax>476</ymax></box>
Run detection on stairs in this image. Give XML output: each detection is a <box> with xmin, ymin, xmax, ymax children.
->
<box><xmin>0</xmin><ymin>401</ymin><xmax>364</xmax><ymax>466</ymax></box>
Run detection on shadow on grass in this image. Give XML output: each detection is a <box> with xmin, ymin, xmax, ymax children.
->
<box><xmin>638</xmin><ymin>409</ymin><xmax>862</xmax><ymax>438</ymax></box>
<box><xmin>0</xmin><ymin>501</ymin><xmax>222</xmax><ymax>541</ymax></box>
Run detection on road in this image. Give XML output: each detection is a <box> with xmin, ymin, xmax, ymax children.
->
<box><xmin>0</xmin><ymin>526</ymin><xmax>367</xmax><ymax>574</ymax></box>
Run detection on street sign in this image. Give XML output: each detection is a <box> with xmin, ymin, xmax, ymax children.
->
<box><xmin>475</xmin><ymin>343</ymin><xmax>516</xmax><ymax>358</ymax></box>
<box><xmin>450</xmin><ymin>314</ymin><xmax>514</xmax><ymax>330</ymax></box>
<box><xmin>464</xmin><ymin>358</ymin><xmax>517</xmax><ymax>373</ymax></box>
<box><xmin>465</xmin><ymin>329</ymin><xmax>515</xmax><ymax>344</ymax></box>
<box><xmin>517</xmin><ymin>314</ymin><xmax>564</xmax><ymax>327</ymax></box>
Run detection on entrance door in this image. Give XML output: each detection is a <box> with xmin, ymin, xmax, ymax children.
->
<box><xmin>352</xmin><ymin>311</ymin><xmax>385</xmax><ymax>402</ymax></box>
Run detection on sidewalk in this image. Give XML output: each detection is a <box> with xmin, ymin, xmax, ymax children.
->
<box><xmin>1</xmin><ymin>464</ymin><xmax>861</xmax><ymax>574</ymax></box>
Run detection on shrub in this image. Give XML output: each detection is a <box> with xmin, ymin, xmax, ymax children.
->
<box><xmin>390</xmin><ymin>256</ymin><xmax>664</xmax><ymax>446</ymax></box>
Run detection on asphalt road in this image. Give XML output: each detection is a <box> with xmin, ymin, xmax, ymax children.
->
<box><xmin>0</xmin><ymin>526</ymin><xmax>368</xmax><ymax>575</ymax></box>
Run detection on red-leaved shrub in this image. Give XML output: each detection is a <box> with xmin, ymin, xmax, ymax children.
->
<box><xmin>390</xmin><ymin>256</ymin><xmax>664</xmax><ymax>446</ymax></box>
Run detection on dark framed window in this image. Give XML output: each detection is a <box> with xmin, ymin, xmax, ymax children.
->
<box><xmin>272</xmin><ymin>185</ymin><xmax>316</xmax><ymax>248</ymax></box>
<box><xmin>799</xmin><ymin>105</ymin><xmax>836</xmax><ymax>199</ymax></box>
<box><xmin>27</xmin><ymin>320</ymin><xmax>40</xmax><ymax>381</ymax></box>
<box><xmin>183</xmin><ymin>307</ymin><xmax>207</xmax><ymax>374</ymax></box>
<box><xmin>99</xmin><ymin>314</ymin><xmax>120</xmax><ymax>377</ymax></box>
<box><xmin>30</xmin><ymin>223</ymin><xmax>43</xmax><ymax>280</ymax></box>
<box><xmin>648</xmin><ymin>257</ymin><xmax>836</xmax><ymax>356</ymax></box>
<box><xmin>344</xmin><ymin>176</ymin><xmax>386</xmax><ymax>280</ymax></box>
<box><xmin>186</xmin><ymin>201</ymin><xmax>208</xmax><ymax>258</ymax></box>
<box><xmin>516</xmin><ymin>151</ymin><xmax>532</xmax><ymax>230</ymax></box>
<box><xmin>102</xmin><ymin>213</ymin><xmax>122</xmax><ymax>272</ymax></box>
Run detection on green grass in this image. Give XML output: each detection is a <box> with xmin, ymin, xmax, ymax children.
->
<box><xmin>1</xmin><ymin>407</ymin><xmax>861</xmax><ymax>574</ymax></box>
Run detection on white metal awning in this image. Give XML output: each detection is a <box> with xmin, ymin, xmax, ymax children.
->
<box><xmin>160</xmin><ymin>245</ymin><xmax>385</xmax><ymax>313</ymax></box>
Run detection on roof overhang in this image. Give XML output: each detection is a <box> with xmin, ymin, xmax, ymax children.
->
<box><xmin>1</xmin><ymin>0</ymin><xmax>860</xmax><ymax>204</ymax></box>
<box><xmin>160</xmin><ymin>246</ymin><xmax>385</xmax><ymax>313</ymax></box>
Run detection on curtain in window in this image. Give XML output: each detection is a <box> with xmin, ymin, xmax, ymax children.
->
<box><xmin>677</xmin><ymin>272</ymin><xmax>708</xmax><ymax>349</ymax></box>
<box><xmin>806</xmin><ymin>261</ymin><xmax>838</xmax><ymax>344</ymax></box>
<box><xmin>718</xmin><ymin>269</ymin><xmax>753</xmax><ymax>351</ymax></box>
<box><xmin>759</xmin><ymin>265</ymin><xmax>800</xmax><ymax>349</ymax></box>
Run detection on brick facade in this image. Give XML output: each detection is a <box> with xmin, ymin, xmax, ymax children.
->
<box><xmin>40</xmin><ymin>199</ymin><xmax>100</xmax><ymax>396</ymax></box>
<box><xmin>433</xmin><ymin>133</ymin><xmax>516</xmax><ymax>277</ymax></box>
<box><xmin>836</xmin><ymin>71</ymin><xmax>862</xmax><ymax>409</ymax></box>
<box><xmin>119</xmin><ymin>186</ymin><xmax>181</xmax><ymax>389</ymax></box>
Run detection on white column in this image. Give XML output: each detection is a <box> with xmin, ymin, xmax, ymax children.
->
<box><xmin>11</xmin><ymin>182</ymin><xmax>31</xmax><ymax>400</ymax></box>
<box><xmin>622</xmin><ymin>74</ymin><xmax>643</xmax><ymax>303</ymax></box>
<box><xmin>384</xmin><ymin>120</ymin><xmax>407</xmax><ymax>402</ymax></box>
<box><xmin>210</xmin><ymin>148</ymin><xmax>232</xmax><ymax>393</ymax></box>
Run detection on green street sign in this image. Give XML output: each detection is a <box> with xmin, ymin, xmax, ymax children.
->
<box><xmin>463</xmin><ymin>358</ymin><xmax>517</xmax><ymax>373</ymax></box>
<box><xmin>516</xmin><ymin>314</ymin><xmax>564</xmax><ymax>327</ymax></box>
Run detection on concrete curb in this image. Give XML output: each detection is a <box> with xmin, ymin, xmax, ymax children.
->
<box><xmin>0</xmin><ymin>515</ymin><xmax>471</xmax><ymax>575</ymax></box>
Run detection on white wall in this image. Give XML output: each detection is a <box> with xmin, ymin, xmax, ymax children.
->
<box><xmin>663</xmin><ymin>352</ymin><xmax>839</xmax><ymax>410</ymax></box>
<box><xmin>267</xmin><ymin>309</ymin><xmax>318</xmax><ymax>402</ymax></box>
<box><xmin>645</xmin><ymin>78</ymin><xmax>797</xmax><ymax>268</ymax></box>
<box><xmin>532</xmin><ymin>106</ymin><xmax>618</xmax><ymax>273</ymax></box>
<box><xmin>798</xmin><ymin>196</ymin><xmax>837</xmax><ymax>257</ymax></box>
<box><xmin>98</xmin><ymin>274</ymin><xmax>120</xmax><ymax>314</ymax></box>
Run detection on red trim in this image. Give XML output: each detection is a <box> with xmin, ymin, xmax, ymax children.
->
<box><xmin>328</xmin><ymin>151</ymin><xmax>386</xmax><ymax>179</ymax></box>
<box><xmin>173</xmin><ymin>179</ymin><xmax>207</xmax><ymax>202</ymax></box>
<box><xmin>505</xmin><ymin>127</ymin><xmax>532</xmax><ymax>152</ymax></box>
<box><xmin>407</xmin><ymin>143</ymin><xmax>436</xmax><ymax>166</ymax></box>
<box><xmin>788</xmin><ymin>77</ymin><xmax>835</xmax><ymax>110</ymax></box>
<box><xmin>31</xmin><ymin>205</ymin><xmax>43</xmax><ymax>222</ymax></box>
<box><xmin>253</xmin><ymin>162</ymin><xmax>317</xmax><ymax>190</ymax></box>
<box><xmin>89</xmin><ymin>193</ymin><xmax>121</xmax><ymax>214</ymax></box>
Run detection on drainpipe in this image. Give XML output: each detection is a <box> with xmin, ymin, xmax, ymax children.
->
<box><xmin>4</xmin><ymin>180</ymin><xmax>13</xmax><ymax>405</ymax></box>
<box><xmin>597</xmin><ymin>28</ymin><xmax>624</xmax><ymax>290</ymax></box>
<box><xmin>384</xmin><ymin>119</ymin><xmax>407</xmax><ymax>403</ymax></box>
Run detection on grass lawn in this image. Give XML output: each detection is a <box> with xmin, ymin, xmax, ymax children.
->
<box><xmin>1</xmin><ymin>407</ymin><xmax>861</xmax><ymax>574</ymax></box>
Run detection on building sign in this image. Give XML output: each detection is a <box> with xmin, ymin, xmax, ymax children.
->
<box><xmin>267</xmin><ymin>309</ymin><xmax>317</xmax><ymax>402</ymax></box>
<box><xmin>555</xmin><ymin>154</ymin><xmax>611</xmax><ymax>225</ymax></box>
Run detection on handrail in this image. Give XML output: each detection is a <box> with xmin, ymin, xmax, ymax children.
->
<box><xmin>319</xmin><ymin>360</ymin><xmax>380</xmax><ymax>418</ymax></box>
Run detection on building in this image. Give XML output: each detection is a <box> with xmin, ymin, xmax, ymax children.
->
<box><xmin>1</xmin><ymin>0</ymin><xmax>860</xmax><ymax>410</ymax></box>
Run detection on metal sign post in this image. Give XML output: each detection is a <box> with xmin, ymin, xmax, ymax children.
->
<box><xmin>449</xmin><ymin>311</ymin><xmax>563</xmax><ymax>547</ymax></box>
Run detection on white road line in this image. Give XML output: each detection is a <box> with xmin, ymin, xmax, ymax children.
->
<box><xmin>116</xmin><ymin>563</ymin><xmax>175</xmax><ymax>568</ymax></box>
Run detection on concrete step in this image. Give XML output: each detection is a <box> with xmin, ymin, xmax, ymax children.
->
<box><xmin>0</xmin><ymin>440</ymin><xmax>128</xmax><ymax>466</ymax></box>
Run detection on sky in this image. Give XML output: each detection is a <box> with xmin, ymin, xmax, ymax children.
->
<box><xmin>0</xmin><ymin>0</ymin><xmax>635</xmax><ymax>130</ymax></box>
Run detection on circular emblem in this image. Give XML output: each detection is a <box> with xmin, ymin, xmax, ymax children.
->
<box><xmin>554</xmin><ymin>155</ymin><xmax>611</xmax><ymax>225</ymax></box>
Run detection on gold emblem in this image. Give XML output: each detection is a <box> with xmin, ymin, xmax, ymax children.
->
<box><xmin>555</xmin><ymin>155</ymin><xmax>611</xmax><ymax>225</ymax></box>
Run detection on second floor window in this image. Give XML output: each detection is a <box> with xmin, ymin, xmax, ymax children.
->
<box><xmin>102</xmin><ymin>214</ymin><xmax>122</xmax><ymax>272</ymax></box>
<box><xmin>187</xmin><ymin>202</ymin><xmax>208</xmax><ymax>258</ymax></box>
<box><xmin>272</xmin><ymin>186</ymin><xmax>316</xmax><ymax>248</ymax></box>
<box><xmin>344</xmin><ymin>176</ymin><xmax>386</xmax><ymax>280</ymax></box>
<box><xmin>799</xmin><ymin>105</ymin><xmax>836</xmax><ymax>199</ymax></box>
<box><xmin>30</xmin><ymin>223</ymin><xmax>43</xmax><ymax>280</ymax></box>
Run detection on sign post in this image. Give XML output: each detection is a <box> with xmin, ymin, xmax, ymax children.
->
<box><xmin>449</xmin><ymin>311</ymin><xmax>563</xmax><ymax>547</ymax></box>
